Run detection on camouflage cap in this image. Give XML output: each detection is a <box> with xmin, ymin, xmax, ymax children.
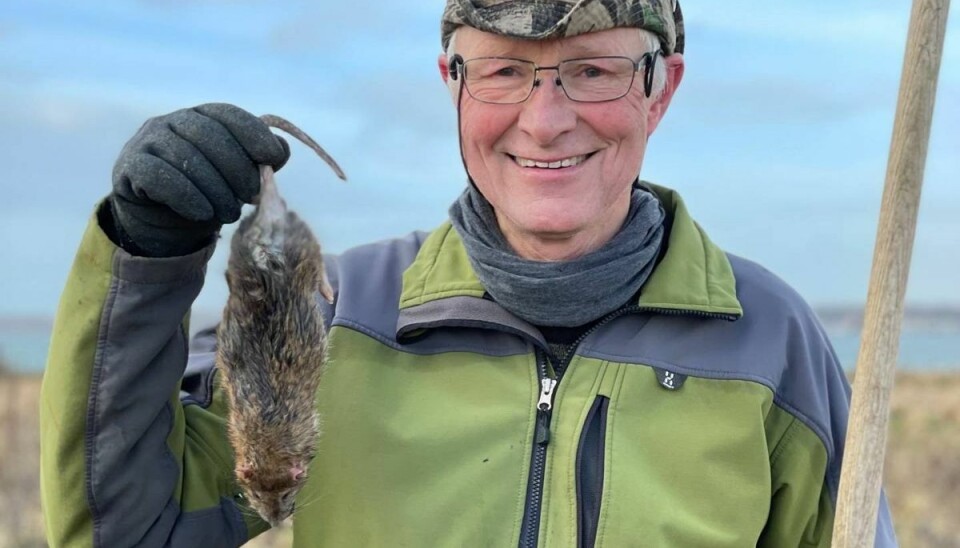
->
<box><xmin>441</xmin><ymin>0</ymin><xmax>685</xmax><ymax>55</ymax></box>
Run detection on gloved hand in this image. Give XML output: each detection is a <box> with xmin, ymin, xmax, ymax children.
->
<box><xmin>108</xmin><ymin>103</ymin><xmax>290</xmax><ymax>257</ymax></box>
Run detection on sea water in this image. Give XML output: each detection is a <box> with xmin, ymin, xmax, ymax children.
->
<box><xmin>1</xmin><ymin>325</ymin><xmax>957</xmax><ymax>374</ymax></box>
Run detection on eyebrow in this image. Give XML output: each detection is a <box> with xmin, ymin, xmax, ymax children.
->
<box><xmin>469</xmin><ymin>42</ymin><xmax>630</xmax><ymax>60</ymax></box>
<box><xmin>470</xmin><ymin>44</ymin><xmax>530</xmax><ymax>58</ymax></box>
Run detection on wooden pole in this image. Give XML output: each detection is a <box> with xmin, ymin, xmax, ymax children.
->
<box><xmin>831</xmin><ymin>0</ymin><xmax>950</xmax><ymax>545</ymax></box>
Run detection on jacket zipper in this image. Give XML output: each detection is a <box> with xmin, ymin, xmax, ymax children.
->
<box><xmin>518</xmin><ymin>305</ymin><xmax>737</xmax><ymax>547</ymax></box>
<box><xmin>519</xmin><ymin>349</ymin><xmax>554</xmax><ymax>548</ymax></box>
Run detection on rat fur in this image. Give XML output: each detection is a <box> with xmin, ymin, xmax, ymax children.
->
<box><xmin>215</xmin><ymin>115</ymin><xmax>345</xmax><ymax>526</ymax></box>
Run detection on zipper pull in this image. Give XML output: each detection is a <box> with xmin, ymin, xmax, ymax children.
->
<box><xmin>537</xmin><ymin>378</ymin><xmax>558</xmax><ymax>412</ymax></box>
<box><xmin>535</xmin><ymin>378</ymin><xmax>557</xmax><ymax>445</ymax></box>
<box><xmin>535</xmin><ymin>410</ymin><xmax>551</xmax><ymax>445</ymax></box>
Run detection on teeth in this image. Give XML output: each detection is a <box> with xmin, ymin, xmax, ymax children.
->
<box><xmin>515</xmin><ymin>154</ymin><xmax>587</xmax><ymax>169</ymax></box>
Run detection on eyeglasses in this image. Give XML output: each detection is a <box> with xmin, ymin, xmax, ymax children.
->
<box><xmin>448</xmin><ymin>52</ymin><xmax>661</xmax><ymax>104</ymax></box>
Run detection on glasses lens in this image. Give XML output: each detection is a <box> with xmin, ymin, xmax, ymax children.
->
<box><xmin>463</xmin><ymin>58</ymin><xmax>535</xmax><ymax>104</ymax></box>
<box><xmin>559</xmin><ymin>57</ymin><xmax>636</xmax><ymax>102</ymax></box>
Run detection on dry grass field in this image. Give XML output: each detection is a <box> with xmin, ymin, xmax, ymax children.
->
<box><xmin>2</xmin><ymin>370</ymin><xmax>958</xmax><ymax>547</ymax></box>
<box><xmin>880</xmin><ymin>373</ymin><xmax>960</xmax><ymax>546</ymax></box>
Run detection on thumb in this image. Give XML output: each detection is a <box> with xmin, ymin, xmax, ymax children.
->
<box><xmin>271</xmin><ymin>135</ymin><xmax>291</xmax><ymax>172</ymax></box>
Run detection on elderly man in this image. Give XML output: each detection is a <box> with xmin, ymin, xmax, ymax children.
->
<box><xmin>40</xmin><ymin>1</ymin><xmax>898</xmax><ymax>546</ymax></box>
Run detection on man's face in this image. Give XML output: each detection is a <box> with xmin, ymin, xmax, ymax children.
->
<box><xmin>439</xmin><ymin>27</ymin><xmax>684</xmax><ymax>260</ymax></box>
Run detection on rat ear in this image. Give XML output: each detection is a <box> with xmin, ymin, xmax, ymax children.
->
<box><xmin>238</xmin><ymin>464</ymin><xmax>254</xmax><ymax>481</ymax></box>
<box><xmin>290</xmin><ymin>465</ymin><xmax>306</xmax><ymax>482</ymax></box>
<box><xmin>319</xmin><ymin>268</ymin><xmax>335</xmax><ymax>304</ymax></box>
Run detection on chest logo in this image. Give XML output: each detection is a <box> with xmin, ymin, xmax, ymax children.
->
<box><xmin>654</xmin><ymin>367</ymin><xmax>687</xmax><ymax>391</ymax></box>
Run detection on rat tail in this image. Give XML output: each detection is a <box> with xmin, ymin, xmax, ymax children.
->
<box><xmin>260</xmin><ymin>114</ymin><xmax>347</xmax><ymax>181</ymax></box>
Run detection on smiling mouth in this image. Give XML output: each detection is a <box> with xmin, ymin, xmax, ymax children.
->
<box><xmin>510</xmin><ymin>153</ymin><xmax>593</xmax><ymax>169</ymax></box>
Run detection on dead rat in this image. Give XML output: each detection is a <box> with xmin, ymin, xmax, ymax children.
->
<box><xmin>214</xmin><ymin>114</ymin><xmax>346</xmax><ymax>526</ymax></box>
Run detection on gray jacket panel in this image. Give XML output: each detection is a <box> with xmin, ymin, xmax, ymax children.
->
<box><xmin>326</xmin><ymin>231</ymin><xmax>424</xmax><ymax>343</ymax></box>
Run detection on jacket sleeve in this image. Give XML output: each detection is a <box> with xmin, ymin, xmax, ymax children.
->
<box><xmin>759</xmin><ymin>417</ymin><xmax>898</xmax><ymax>547</ymax></box>
<box><xmin>39</xmin><ymin>204</ymin><xmax>268</xmax><ymax>547</ymax></box>
<box><xmin>758</xmin><ymin>414</ymin><xmax>837</xmax><ymax>547</ymax></box>
<box><xmin>758</xmin><ymin>316</ymin><xmax>899</xmax><ymax>548</ymax></box>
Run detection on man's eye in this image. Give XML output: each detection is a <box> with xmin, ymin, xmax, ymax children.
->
<box><xmin>572</xmin><ymin>64</ymin><xmax>608</xmax><ymax>78</ymax></box>
<box><xmin>485</xmin><ymin>63</ymin><xmax>526</xmax><ymax>78</ymax></box>
<box><xmin>472</xmin><ymin>61</ymin><xmax>528</xmax><ymax>79</ymax></box>
<box><xmin>584</xmin><ymin>66</ymin><xmax>607</xmax><ymax>78</ymax></box>
<box><xmin>465</xmin><ymin>58</ymin><xmax>534</xmax><ymax>85</ymax></box>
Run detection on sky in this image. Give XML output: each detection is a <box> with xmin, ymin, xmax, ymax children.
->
<box><xmin>0</xmin><ymin>0</ymin><xmax>957</xmax><ymax>322</ymax></box>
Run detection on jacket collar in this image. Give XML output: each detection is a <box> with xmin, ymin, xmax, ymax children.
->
<box><xmin>396</xmin><ymin>183</ymin><xmax>742</xmax><ymax>341</ymax></box>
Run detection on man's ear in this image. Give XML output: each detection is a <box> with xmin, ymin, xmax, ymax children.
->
<box><xmin>438</xmin><ymin>54</ymin><xmax>452</xmax><ymax>83</ymax></box>
<box><xmin>645</xmin><ymin>53</ymin><xmax>685</xmax><ymax>138</ymax></box>
<box><xmin>438</xmin><ymin>54</ymin><xmax>460</xmax><ymax>104</ymax></box>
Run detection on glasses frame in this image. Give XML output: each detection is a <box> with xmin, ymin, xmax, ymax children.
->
<box><xmin>449</xmin><ymin>51</ymin><xmax>661</xmax><ymax>104</ymax></box>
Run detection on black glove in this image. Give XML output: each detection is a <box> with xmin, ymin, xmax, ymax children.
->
<box><xmin>108</xmin><ymin>103</ymin><xmax>290</xmax><ymax>257</ymax></box>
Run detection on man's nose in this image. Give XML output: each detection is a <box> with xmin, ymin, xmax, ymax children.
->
<box><xmin>516</xmin><ymin>72</ymin><xmax>577</xmax><ymax>145</ymax></box>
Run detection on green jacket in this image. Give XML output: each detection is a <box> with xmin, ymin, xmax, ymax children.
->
<box><xmin>40</xmin><ymin>184</ymin><xmax>896</xmax><ymax>547</ymax></box>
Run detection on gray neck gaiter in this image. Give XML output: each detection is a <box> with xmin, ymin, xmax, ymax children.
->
<box><xmin>448</xmin><ymin>183</ymin><xmax>665</xmax><ymax>327</ymax></box>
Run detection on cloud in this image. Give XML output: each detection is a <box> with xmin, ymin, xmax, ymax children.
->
<box><xmin>33</xmin><ymin>99</ymin><xmax>105</xmax><ymax>132</ymax></box>
<box><xmin>135</xmin><ymin>0</ymin><xmax>264</xmax><ymax>6</ymax></box>
<box><xmin>686</xmin><ymin>4</ymin><xmax>912</xmax><ymax>49</ymax></box>
<box><xmin>0</xmin><ymin>85</ymin><xmax>152</xmax><ymax>133</ymax></box>
<box><xmin>0</xmin><ymin>92</ymin><xmax>149</xmax><ymax>211</ymax></box>
<box><xmin>678</xmin><ymin>76</ymin><xmax>896</xmax><ymax>125</ymax></box>
<box><xmin>267</xmin><ymin>2</ymin><xmax>439</xmax><ymax>54</ymax></box>
<box><xmin>334</xmin><ymin>69</ymin><xmax>451</xmax><ymax>132</ymax></box>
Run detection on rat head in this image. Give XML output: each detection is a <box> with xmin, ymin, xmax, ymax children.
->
<box><xmin>235</xmin><ymin>443</ymin><xmax>314</xmax><ymax>526</ymax></box>
<box><xmin>223</xmin><ymin>386</ymin><xmax>322</xmax><ymax>526</ymax></box>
